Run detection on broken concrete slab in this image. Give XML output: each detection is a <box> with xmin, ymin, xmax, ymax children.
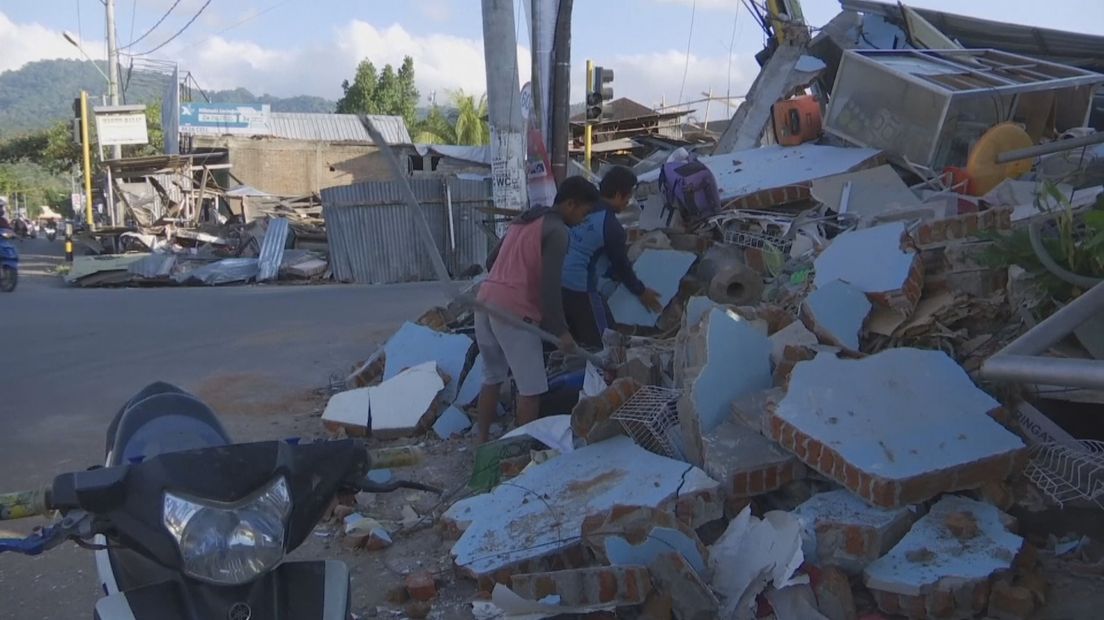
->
<box><xmin>685</xmin><ymin>296</ymin><xmax>721</xmax><ymax>330</ymax></box>
<box><xmin>581</xmin><ymin>505</ymin><xmax>709</xmax><ymax>577</ymax></box>
<box><xmin>710</xmin><ymin>506</ymin><xmax>806</xmax><ymax>619</ymax></box>
<box><xmin>322</xmin><ymin>386</ymin><xmax>372</xmax><ymax>434</ymax></box>
<box><xmin>810</xmin><ymin>165</ymin><xmax>924</xmax><ymax>226</ymax></box>
<box><xmin>767</xmin><ymin>583</ymin><xmax>830</xmax><ymax>620</ymax></box>
<box><xmin>284</xmin><ymin>257</ymin><xmax>328</xmax><ymax>279</ymax></box>
<box><xmin>864</xmin><ymin>495</ymin><xmax>1023</xmax><ymax>619</ymax></box>
<box><xmin>731</xmin><ymin>387</ymin><xmax>786</xmax><ymax>434</ymax></box>
<box><xmin>769</xmin><ymin>348</ymin><xmax>1027</xmax><ymax>508</ymax></box>
<box><xmin>679</xmin><ymin>308</ymin><xmax>773</xmax><ymax>465</ymax></box>
<box><xmin>813</xmin><ymin>222</ymin><xmax>922</xmax><ymax>313</ymax></box>
<box><xmin>802</xmin><ymin>280</ymin><xmax>872</xmax><ymax>352</ymax></box>
<box><xmin>453</xmin><ymin>353</ymin><xmax>484</xmax><ymax>407</ymax></box>
<box><xmin>794</xmin><ymin>490</ymin><xmax>914</xmax><ymax>575</ymax></box>
<box><xmin>608</xmin><ymin>249</ymin><xmax>697</xmax><ymax>327</ymax></box>
<box><xmin>702</xmin><ymin>418</ymin><xmax>805</xmax><ymax>500</ymax></box>
<box><xmin>442</xmin><ymin>435</ymin><xmax>721</xmax><ymax>584</ymax></box>
<box><xmin>770</xmin><ymin>320</ymin><xmax>820</xmax><ymax>366</ymax></box>
<box><xmin>383</xmin><ymin>321</ymin><xmax>473</xmax><ymax>403</ymax></box>
<box><xmin>369</xmin><ymin>361</ymin><xmax>444</xmax><ymax>438</ymax></box>
<box><xmin>509</xmin><ymin>565</ymin><xmax>653</xmax><ymax>608</ymax></box>
<box><xmin>432</xmin><ymin>405</ymin><xmax>472</xmax><ymax>439</ymax></box>
<box><xmin>649</xmin><ymin>552</ymin><xmax>720</xmax><ymax>620</ymax></box>
<box><xmin>474</xmin><ymin>583</ymin><xmax>619</xmax><ymax>618</ymax></box>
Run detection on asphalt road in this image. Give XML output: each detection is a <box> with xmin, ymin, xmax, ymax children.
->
<box><xmin>0</xmin><ymin>238</ymin><xmax>445</xmax><ymax>618</ymax></box>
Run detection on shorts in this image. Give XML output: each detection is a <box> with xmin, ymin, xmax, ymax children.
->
<box><xmin>474</xmin><ymin>311</ymin><xmax>548</xmax><ymax>396</ymax></box>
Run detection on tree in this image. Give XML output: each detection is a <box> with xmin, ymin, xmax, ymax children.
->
<box><xmin>412</xmin><ymin>90</ymin><xmax>490</xmax><ymax>146</ymax></box>
<box><xmin>335</xmin><ymin>56</ymin><xmax>420</xmax><ymax>129</ymax></box>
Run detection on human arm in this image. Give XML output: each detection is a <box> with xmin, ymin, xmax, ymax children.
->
<box><xmin>603</xmin><ymin>212</ymin><xmax>662</xmax><ymax>311</ymax></box>
<box><xmin>539</xmin><ymin>217</ymin><xmax>571</xmax><ymax>343</ymax></box>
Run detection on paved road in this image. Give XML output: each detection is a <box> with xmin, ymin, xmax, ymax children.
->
<box><xmin>0</xmin><ymin>238</ymin><xmax>445</xmax><ymax>618</ymax></box>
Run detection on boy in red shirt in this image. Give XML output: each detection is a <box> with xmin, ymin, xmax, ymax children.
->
<box><xmin>475</xmin><ymin>177</ymin><xmax>600</xmax><ymax>443</ymax></box>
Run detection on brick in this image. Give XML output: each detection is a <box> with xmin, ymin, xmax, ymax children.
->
<box><xmin>944</xmin><ymin>511</ymin><xmax>979</xmax><ymax>540</ymax></box>
<box><xmin>405</xmin><ymin>571</ymin><xmax>437</xmax><ymax>601</ymax></box>
<box><xmin>811</xmin><ymin>565</ymin><xmax>858</xmax><ymax>620</ymax></box>
<box><xmin>988</xmin><ymin>581</ymin><xmax>1035</xmax><ymax>620</ymax></box>
<box><xmin>509</xmin><ymin>565</ymin><xmax>653</xmax><ymax>607</ymax></box>
<box><xmin>796</xmin><ymin>490</ymin><xmax>914</xmax><ymax>575</ymax></box>
<box><xmin>647</xmin><ymin>552</ymin><xmax>719</xmax><ymax>620</ymax></box>
<box><xmin>570</xmin><ymin>378</ymin><xmax>641</xmax><ymax>445</ymax></box>
<box><xmin>702</xmin><ymin>418</ymin><xmax>804</xmax><ymax>502</ymax></box>
<box><xmin>581</xmin><ymin>505</ymin><xmax>711</xmax><ymax>576</ymax></box>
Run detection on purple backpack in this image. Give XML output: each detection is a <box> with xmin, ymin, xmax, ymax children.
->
<box><xmin>658</xmin><ymin>158</ymin><xmax>722</xmax><ymax>226</ymax></box>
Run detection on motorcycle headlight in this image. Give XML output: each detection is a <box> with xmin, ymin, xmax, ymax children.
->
<box><xmin>162</xmin><ymin>476</ymin><xmax>291</xmax><ymax>585</ymax></box>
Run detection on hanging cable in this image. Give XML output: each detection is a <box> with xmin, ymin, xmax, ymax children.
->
<box><xmin>726</xmin><ymin>2</ymin><xmax>741</xmax><ymax>105</ymax></box>
<box><xmin>121</xmin><ymin>0</ymin><xmax>182</xmax><ymax>50</ymax></box>
<box><xmin>128</xmin><ymin>0</ymin><xmax>137</xmax><ymax>44</ymax></box>
<box><xmin>677</xmin><ymin>0</ymin><xmax>698</xmax><ymax>110</ymax></box>
<box><xmin>132</xmin><ymin>0</ymin><xmax>211</xmax><ymax>57</ymax></box>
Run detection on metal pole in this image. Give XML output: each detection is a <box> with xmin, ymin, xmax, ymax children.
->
<box><xmin>1002</xmin><ymin>280</ymin><xmax>1104</xmax><ymax>357</ymax></box>
<box><xmin>482</xmin><ymin>0</ymin><xmax>527</xmax><ymax>211</ymax></box>
<box><xmin>105</xmin><ymin>0</ymin><xmax>122</xmax><ymax>163</ymax></box>
<box><xmin>80</xmin><ymin>91</ymin><xmax>95</xmax><ymax>231</ymax></box>
<box><xmin>995</xmin><ymin>132</ymin><xmax>1104</xmax><ymax>164</ymax></box>
<box><xmin>584</xmin><ymin>59</ymin><xmax>594</xmax><ymax>172</ymax></box>
<box><xmin>549</xmin><ymin>0</ymin><xmax>572</xmax><ymax>184</ymax></box>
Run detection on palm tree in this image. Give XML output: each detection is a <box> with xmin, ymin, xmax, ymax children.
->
<box><xmin>412</xmin><ymin>90</ymin><xmax>490</xmax><ymax>146</ymax></box>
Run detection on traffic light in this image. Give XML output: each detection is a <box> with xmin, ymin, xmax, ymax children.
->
<box><xmin>72</xmin><ymin>97</ymin><xmax>83</xmax><ymax>145</ymax></box>
<box><xmin>586</xmin><ymin>65</ymin><xmax>614</xmax><ymax>121</ymax></box>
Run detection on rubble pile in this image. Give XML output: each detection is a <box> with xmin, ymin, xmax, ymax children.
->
<box><xmin>314</xmin><ymin>3</ymin><xmax>1104</xmax><ymax>618</ymax></box>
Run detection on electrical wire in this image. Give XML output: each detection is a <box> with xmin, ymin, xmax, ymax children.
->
<box><xmin>183</xmin><ymin>0</ymin><xmax>295</xmax><ymax>54</ymax></box>
<box><xmin>128</xmin><ymin>0</ymin><xmax>137</xmax><ymax>45</ymax></box>
<box><xmin>121</xmin><ymin>0</ymin><xmax>182</xmax><ymax>50</ymax></box>
<box><xmin>677</xmin><ymin>0</ymin><xmax>697</xmax><ymax>112</ymax></box>
<box><xmin>726</xmin><ymin>2</ymin><xmax>741</xmax><ymax>106</ymax></box>
<box><xmin>132</xmin><ymin>0</ymin><xmax>211</xmax><ymax>57</ymax></box>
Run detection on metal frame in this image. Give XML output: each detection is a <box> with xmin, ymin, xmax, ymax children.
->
<box><xmin>980</xmin><ymin>281</ymin><xmax>1104</xmax><ymax>390</ymax></box>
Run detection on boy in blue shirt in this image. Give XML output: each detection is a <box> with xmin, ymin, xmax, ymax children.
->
<box><xmin>561</xmin><ymin>166</ymin><xmax>661</xmax><ymax>348</ymax></box>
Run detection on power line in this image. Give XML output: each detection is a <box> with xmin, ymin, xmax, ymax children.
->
<box><xmin>121</xmin><ymin>0</ymin><xmax>182</xmax><ymax>50</ymax></box>
<box><xmin>132</xmin><ymin>0</ymin><xmax>211</xmax><ymax>57</ymax></box>
<box><xmin>677</xmin><ymin>0</ymin><xmax>697</xmax><ymax>109</ymax></box>
<box><xmin>128</xmin><ymin>0</ymin><xmax>137</xmax><ymax>44</ymax></box>
<box><xmin>180</xmin><ymin>0</ymin><xmax>294</xmax><ymax>52</ymax></box>
<box><xmin>726</xmin><ymin>1</ymin><xmax>740</xmax><ymax>104</ymax></box>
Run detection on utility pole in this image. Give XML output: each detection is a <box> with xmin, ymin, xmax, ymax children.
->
<box><xmin>80</xmin><ymin>91</ymin><xmax>95</xmax><ymax>230</ymax></box>
<box><xmin>584</xmin><ymin>60</ymin><xmax>594</xmax><ymax>172</ymax></box>
<box><xmin>481</xmin><ymin>0</ymin><xmax>527</xmax><ymax>212</ymax></box>
<box><xmin>549</xmin><ymin>0</ymin><xmax>572</xmax><ymax>184</ymax></box>
<box><xmin>105</xmin><ymin>0</ymin><xmax>122</xmax><ymax>161</ymax></box>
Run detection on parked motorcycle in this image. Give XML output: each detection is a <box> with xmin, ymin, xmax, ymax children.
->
<box><xmin>0</xmin><ymin>227</ymin><xmax>18</xmax><ymax>292</ymax></box>
<box><xmin>44</xmin><ymin>222</ymin><xmax>57</xmax><ymax>242</ymax></box>
<box><xmin>0</xmin><ymin>382</ymin><xmax>439</xmax><ymax>619</ymax></box>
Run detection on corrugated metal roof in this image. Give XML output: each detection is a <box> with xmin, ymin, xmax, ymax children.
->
<box><xmin>266</xmin><ymin>113</ymin><xmax>412</xmax><ymax>144</ymax></box>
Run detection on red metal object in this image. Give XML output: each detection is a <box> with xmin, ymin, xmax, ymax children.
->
<box><xmin>773</xmin><ymin>95</ymin><xmax>822</xmax><ymax>146</ymax></box>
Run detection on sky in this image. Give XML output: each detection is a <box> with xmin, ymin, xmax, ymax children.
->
<box><xmin>2</xmin><ymin>0</ymin><xmax>1104</xmax><ymax>124</ymax></box>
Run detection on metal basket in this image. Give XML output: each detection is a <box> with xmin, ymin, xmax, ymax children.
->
<box><xmin>611</xmin><ymin>386</ymin><xmax>683</xmax><ymax>458</ymax></box>
<box><xmin>1025</xmin><ymin>440</ymin><xmax>1104</xmax><ymax>509</ymax></box>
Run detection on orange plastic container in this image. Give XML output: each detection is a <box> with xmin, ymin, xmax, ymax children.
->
<box><xmin>773</xmin><ymin>95</ymin><xmax>822</xmax><ymax>146</ymax></box>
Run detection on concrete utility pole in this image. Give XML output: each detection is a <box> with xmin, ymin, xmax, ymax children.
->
<box><xmin>481</xmin><ymin>0</ymin><xmax>527</xmax><ymax>212</ymax></box>
<box><xmin>549</xmin><ymin>0</ymin><xmax>572</xmax><ymax>184</ymax></box>
<box><xmin>105</xmin><ymin>0</ymin><xmax>122</xmax><ymax>162</ymax></box>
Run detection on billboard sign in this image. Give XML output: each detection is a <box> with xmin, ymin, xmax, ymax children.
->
<box><xmin>179</xmin><ymin>103</ymin><xmax>270</xmax><ymax>136</ymax></box>
<box><xmin>95</xmin><ymin>108</ymin><xmax>149</xmax><ymax>146</ymax></box>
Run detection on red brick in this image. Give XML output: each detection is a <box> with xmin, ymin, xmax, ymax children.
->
<box><xmin>918</xmin><ymin>224</ymin><xmax>933</xmax><ymax>245</ymax></box>
<box><xmin>988</xmin><ymin>581</ymin><xmax>1035</xmax><ymax>619</ymax></box>
<box><xmin>844</xmin><ymin>525</ymin><xmax>867</xmax><ymax>556</ymax></box>
<box><xmin>405</xmin><ymin>571</ymin><xmax>437</xmax><ymax>601</ymax></box>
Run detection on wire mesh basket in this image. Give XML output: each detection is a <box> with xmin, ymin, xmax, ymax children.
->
<box><xmin>1025</xmin><ymin>440</ymin><xmax>1104</xmax><ymax>508</ymax></box>
<box><xmin>611</xmin><ymin>386</ymin><xmax>683</xmax><ymax>458</ymax></box>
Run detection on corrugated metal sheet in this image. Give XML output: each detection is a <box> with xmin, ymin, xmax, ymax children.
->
<box><xmin>258</xmin><ymin>217</ymin><xmax>289</xmax><ymax>281</ymax></box>
<box><xmin>267</xmin><ymin>113</ymin><xmax>412</xmax><ymax>144</ymax></box>
<box><xmin>128</xmin><ymin>253</ymin><xmax>176</xmax><ymax>278</ymax></box>
<box><xmin>321</xmin><ymin>177</ymin><xmax>493</xmax><ymax>284</ymax></box>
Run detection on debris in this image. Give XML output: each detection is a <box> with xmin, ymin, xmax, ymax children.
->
<box><xmin>466</xmin><ymin>435</ymin><xmax>545</xmax><ymax>494</ymax></box>
<box><xmin>1011</xmin><ymin>402</ymin><xmax>1080</xmax><ymax>448</ymax></box>
<box><xmin>472</xmin><ymin>583</ymin><xmax>618</xmax><ymax>619</ymax></box>
<box><xmin>812</xmin><ymin>222</ymin><xmax>922</xmax><ymax>313</ymax></box>
<box><xmin>678</xmin><ymin>308</ymin><xmax>772</xmax><ymax>465</ymax></box>
<box><xmin>988</xmin><ymin>580</ymin><xmax>1036</xmax><ymax>620</ymax></box>
<box><xmin>174</xmin><ymin>258</ymin><xmax>260</xmax><ymax>286</ymax></box>
<box><xmin>607</xmin><ymin>249</ymin><xmax>697</xmax><ymax>327</ymax></box>
<box><xmin>442</xmin><ymin>436</ymin><xmax>720</xmax><ymax>583</ymax></box>
<box><xmin>369</xmin><ymin>361</ymin><xmax>444</xmax><ymax>438</ymax></box>
<box><xmin>382</xmin><ymin>322</ymin><xmax>473</xmax><ymax>403</ymax></box>
<box><xmin>580</xmin><ymin>505</ymin><xmax>709</xmax><ymax>576</ymax></box>
<box><xmin>65</xmin><ymin>254</ymin><xmax>149</xmax><ymax>284</ymax></box>
<box><xmin>702</xmin><ymin>418</ymin><xmax>805</xmax><ymax>501</ymax></box>
<box><xmin>770</xmin><ymin>348</ymin><xmax>1027</xmax><ymax>508</ymax></box>
<box><xmin>501</xmin><ymin>415</ymin><xmax>574</xmax><ymax>454</ymax></box>
<box><xmin>811</xmin><ymin>565</ymin><xmax>858</xmax><ymax>620</ymax></box>
<box><xmin>710</xmin><ymin>506</ymin><xmax>806</xmax><ymax>619</ymax></box>
<box><xmin>767</xmin><ymin>583</ymin><xmax>830</xmax><ymax>620</ymax></box>
<box><xmin>343</xmin><ymin>514</ymin><xmax>392</xmax><ymax>551</ymax></box>
<box><xmin>508</xmin><ymin>565</ymin><xmax>652</xmax><ymax>608</ymax></box>
<box><xmin>864</xmin><ymin>495</ymin><xmax>1023</xmax><ymax>619</ymax></box>
<box><xmin>283</xmin><ymin>257</ymin><xmax>328</xmax><ymax>279</ymax></box>
<box><xmin>322</xmin><ymin>386</ymin><xmax>372</xmax><ymax>434</ymax></box>
<box><xmin>944</xmin><ymin>511</ymin><xmax>979</xmax><ymax>540</ymax></box>
<box><xmin>1024</xmin><ymin>439</ymin><xmax>1104</xmax><ymax>509</ymax></box>
<box><xmin>582</xmin><ymin>361</ymin><xmax>608</xmax><ymax>397</ymax></box>
<box><xmin>685</xmin><ymin>296</ymin><xmax>721</xmax><ymax>329</ymax></box>
<box><xmin>810</xmin><ymin>165</ymin><xmax>925</xmax><ymax>226</ymax></box>
<box><xmin>400</xmin><ymin>505</ymin><xmax>420</xmax><ymax>529</ymax></box>
<box><xmin>730</xmin><ymin>387</ymin><xmax>786</xmax><ymax>434</ymax></box>
<box><xmin>649</xmin><ymin>551</ymin><xmax>721</xmax><ymax>620</ymax></box>
<box><xmin>610</xmin><ymin>385</ymin><xmax>683</xmax><ymax>458</ymax></box>
<box><xmin>769</xmin><ymin>321</ymin><xmax>820</xmax><ymax>366</ymax></box>
<box><xmin>707</xmin><ymin>264</ymin><xmax>765</xmax><ymax>307</ymax></box>
<box><xmin>794</xmin><ymin>490</ymin><xmax>914</xmax><ymax>575</ymax></box>
<box><xmin>405</xmin><ymin>571</ymin><xmax>437</xmax><ymax>601</ymax></box>
<box><xmin>801</xmin><ymin>280</ymin><xmax>872</xmax><ymax>352</ymax></box>
<box><xmin>571</xmin><ymin>378</ymin><xmax>641</xmax><ymax>446</ymax></box>
<box><xmin>454</xmin><ymin>354</ymin><xmax>485</xmax><ymax>407</ymax></box>
<box><xmin>257</xmin><ymin>217</ymin><xmax>289</xmax><ymax>282</ymax></box>
<box><xmin>433</xmin><ymin>406</ymin><xmax>472</xmax><ymax>439</ymax></box>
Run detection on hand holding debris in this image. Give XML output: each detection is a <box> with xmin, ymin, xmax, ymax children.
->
<box><xmin>638</xmin><ymin>288</ymin><xmax>663</xmax><ymax>313</ymax></box>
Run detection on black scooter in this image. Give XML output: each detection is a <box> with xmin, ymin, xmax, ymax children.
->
<box><xmin>0</xmin><ymin>382</ymin><xmax>439</xmax><ymax>619</ymax></box>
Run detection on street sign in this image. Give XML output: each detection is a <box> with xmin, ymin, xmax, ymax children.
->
<box><xmin>95</xmin><ymin>110</ymin><xmax>149</xmax><ymax>146</ymax></box>
<box><xmin>179</xmin><ymin>103</ymin><xmax>270</xmax><ymax>136</ymax></box>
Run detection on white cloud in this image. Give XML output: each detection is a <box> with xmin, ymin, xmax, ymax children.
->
<box><xmin>0</xmin><ymin>12</ymin><xmax>93</xmax><ymax>74</ymax></box>
<box><xmin>418</xmin><ymin>0</ymin><xmax>453</xmax><ymax>23</ymax></box>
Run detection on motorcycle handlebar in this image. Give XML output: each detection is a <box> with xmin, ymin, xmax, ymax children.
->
<box><xmin>0</xmin><ymin>488</ymin><xmax>50</xmax><ymax>521</ymax></box>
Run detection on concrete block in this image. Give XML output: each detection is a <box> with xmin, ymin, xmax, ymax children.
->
<box><xmin>581</xmin><ymin>505</ymin><xmax>709</xmax><ymax>577</ymax></box>
<box><xmin>649</xmin><ymin>552</ymin><xmax>720</xmax><ymax>620</ymax></box>
<box><xmin>794</xmin><ymin>490</ymin><xmax>914</xmax><ymax>575</ymax></box>
<box><xmin>802</xmin><ymin>280</ymin><xmax>872</xmax><ymax>352</ymax></box>
<box><xmin>571</xmin><ymin>377</ymin><xmax>640</xmax><ymax>445</ymax></box>
<box><xmin>769</xmin><ymin>348</ymin><xmax>1027</xmax><ymax>508</ymax></box>
<box><xmin>770</xmin><ymin>320</ymin><xmax>819</xmax><ymax>366</ymax></box>
<box><xmin>812</xmin><ymin>565</ymin><xmax>858</xmax><ymax>620</ymax></box>
<box><xmin>730</xmin><ymin>387</ymin><xmax>786</xmax><ymax>433</ymax></box>
<box><xmin>679</xmin><ymin>308</ymin><xmax>772</xmax><ymax>466</ymax></box>
<box><xmin>369</xmin><ymin>361</ymin><xmax>444</xmax><ymax>438</ymax></box>
<box><xmin>322</xmin><ymin>386</ymin><xmax>372</xmax><ymax>433</ymax></box>
<box><xmin>432</xmin><ymin>405</ymin><xmax>471</xmax><ymax>439</ymax></box>
<box><xmin>608</xmin><ymin>249</ymin><xmax>697</xmax><ymax>327</ymax></box>
<box><xmin>383</xmin><ymin>321</ymin><xmax>472</xmax><ymax>403</ymax></box>
<box><xmin>813</xmin><ymin>222</ymin><xmax>922</xmax><ymax>313</ymax></box>
<box><xmin>865</xmin><ymin>495</ymin><xmax>1023</xmax><ymax>619</ymax></box>
<box><xmin>509</xmin><ymin>565</ymin><xmax>653</xmax><ymax>607</ymax></box>
<box><xmin>442</xmin><ymin>436</ymin><xmax>720</xmax><ymax>584</ymax></box>
<box><xmin>702</xmin><ymin>419</ymin><xmax>804</xmax><ymax>499</ymax></box>
<box><xmin>453</xmin><ymin>353</ymin><xmax>484</xmax><ymax>407</ymax></box>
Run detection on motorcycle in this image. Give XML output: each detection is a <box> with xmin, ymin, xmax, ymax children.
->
<box><xmin>0</xmin><ymin>382</ymin><xmax>440</xmax><ymax>619</ymax></box>
<box><xmin>0</xmin><ymin>227</ymin><xmax>18</xmax><ymax>292</ymax></box>
<box><xmin>44</xmin><ymin>223</ymin><xmax>57</xmax><ymax>242</ymax></box>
